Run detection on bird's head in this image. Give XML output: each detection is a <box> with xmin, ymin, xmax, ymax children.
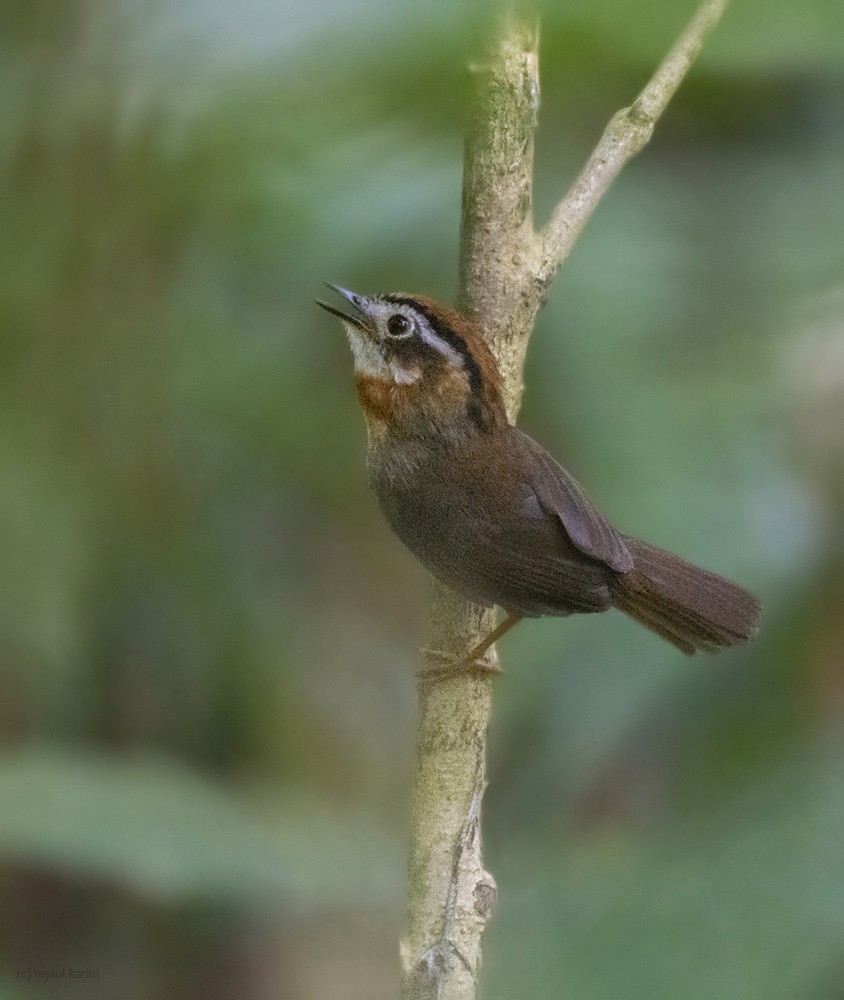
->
<box><xmin>316</xmin><ymin>284</ymin><xmax>506</xmax><ymax>438</ymax></box>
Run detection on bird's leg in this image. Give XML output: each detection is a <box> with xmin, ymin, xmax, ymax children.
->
<box><xmin>418</xmin><ymin>612</ymin><xmax>523</xmax><ymax>682</ymax></box>
<box><xmin>465</xmin><ymin>611</ymin><xmax>523</xmax><ymax>664</ymax></box>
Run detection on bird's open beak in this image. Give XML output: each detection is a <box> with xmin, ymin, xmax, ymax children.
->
<box><xmin>315</xmin><ymin>283</ymin><xmax>375</xmax><ymax>332</ymax></box>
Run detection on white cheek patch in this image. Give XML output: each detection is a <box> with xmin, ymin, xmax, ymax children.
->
<box><xmin>390</xmin><ymin>362</ymin><xmax>422</xmax><ymax>385</ymax></box>
<box><xmin>345</xmin><ymin>325</ymin><xmax>389</xmax><ymax>377</ymax></box>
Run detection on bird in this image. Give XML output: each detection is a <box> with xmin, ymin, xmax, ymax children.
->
<box><xmin>316</xmin><ymin>284</ymin><xmax>761</xmax><ymax>671</ymax></box>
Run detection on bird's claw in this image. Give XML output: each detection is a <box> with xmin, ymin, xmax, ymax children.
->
<box><xmin>417</xmin><ymin>647</ymin><xmax>503</xmax><ymax>683</ymax></box>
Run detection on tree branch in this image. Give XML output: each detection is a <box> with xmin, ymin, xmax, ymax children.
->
<box><xmin>538</xmin><ymin>0</ymin><xmax>729</xmax><ymax>283</ymax></box>
<box><xmin>459</xmin><ymin>0</ymin><xmax>541</xmax><ymax>417</ymax></box>
<box><xmin>400</xmin><ymin>1</ymin><xmax>728</xmax><ymax>997</ymax></box>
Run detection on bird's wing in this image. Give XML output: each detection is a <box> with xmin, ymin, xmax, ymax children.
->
<box><xmin>513</xmin><ymin>427</ymin><xmax>634</xmax><ymax>574</ymax></box>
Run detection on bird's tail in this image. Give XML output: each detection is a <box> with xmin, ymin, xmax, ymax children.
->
<box><xmin>611</xmin><ymin>536</ymin><xmax>761</xmax><ymax>655</ymax></box>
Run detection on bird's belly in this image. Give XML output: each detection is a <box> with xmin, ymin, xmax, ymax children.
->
<box><xmin>369</xmin><ymin>453</ymin><xmax>610</xmax><ymax>617</ymax></box>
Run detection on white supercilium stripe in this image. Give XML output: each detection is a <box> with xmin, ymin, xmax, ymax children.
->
<box><xmin>417</xmin><ymin>321</ymin><xmax>464</xmax><ymax>368</ymax></box>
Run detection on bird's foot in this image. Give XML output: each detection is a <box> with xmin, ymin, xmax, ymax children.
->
<box><xmin>417</xmin><ymin>647</ymin><xmax>503</xmax><ymax>683</ymax></box>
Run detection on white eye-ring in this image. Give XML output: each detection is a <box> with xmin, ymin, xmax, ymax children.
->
<box><xmin>386</xmin><ymin>313</ymin><xmax>414</xmax><ymax>338</ymax></box>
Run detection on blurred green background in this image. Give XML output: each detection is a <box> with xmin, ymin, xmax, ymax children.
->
<box><xmin>1</xmin><ymin>0</ymin><xmax>843</xmax><ymax>997</ymax></box>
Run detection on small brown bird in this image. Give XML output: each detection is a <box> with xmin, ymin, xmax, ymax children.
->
<box><xmin>317</xmin><ymin>285</ymin><xmax>761</xmax><ymax>668</ymax></box>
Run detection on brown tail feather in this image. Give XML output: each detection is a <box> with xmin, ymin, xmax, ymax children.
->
<box><xmin>611</xmin><ymin>537</ymin><xmax>761</xmax><ymax>655</ymax></box>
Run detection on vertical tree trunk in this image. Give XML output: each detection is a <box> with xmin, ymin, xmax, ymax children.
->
<box><xmin>400</xmin><ymin>9</ymin><xmax>540</xmax><ymax>999</ymax></box>
<box><xmin>399</xmin><ymin>2</ymin><xmax>729</xmax><ymax>996</ymax></box>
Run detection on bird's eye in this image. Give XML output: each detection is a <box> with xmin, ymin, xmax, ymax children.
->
<box><xmin>386</xmin><ymin>313</ymin><xmax>412</xmax><ymax>337</ymax></box>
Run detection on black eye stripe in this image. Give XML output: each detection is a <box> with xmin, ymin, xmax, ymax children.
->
<box><xmin>383</xmin><ymin>296</ymin><xmax>486</xmax><ymax>424</ymax></box>
<box><xmin>386</xmin><ymin>336</ymin><xmax>429</xmax><ymax>364</ymax></box>
<box><xmin>382</xmin><ymin>297</ymin><xmax>477</xmax><ymax>367</ymax></box>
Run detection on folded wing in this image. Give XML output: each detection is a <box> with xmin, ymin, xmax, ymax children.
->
<box><xmin>513</xmin><ymin>428</ymin><xmax>633</xmax><ymax>573</ymax></box>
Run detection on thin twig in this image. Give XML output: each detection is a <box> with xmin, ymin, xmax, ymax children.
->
<box><xmin>537</xmin><ymin>0</ymin><xmax>729</xmax><ymax>283</ymax></box>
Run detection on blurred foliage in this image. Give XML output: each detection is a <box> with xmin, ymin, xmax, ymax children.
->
<box><xmin>0</xmin><ymin>0</ymin><xmax>842</xmax><ymax>998</ymax></box>
<box><xmin>0</xmin><ymin>749</ymin><xmax>399</xmax><ymax>904</ymax></box>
